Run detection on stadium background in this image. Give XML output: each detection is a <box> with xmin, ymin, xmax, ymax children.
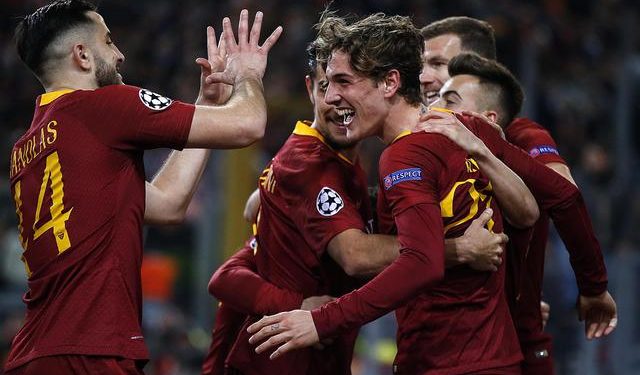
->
<box><xmin>0</xmin><ymin>0</ymin><xmax>638</xmax><ymax>374</ymax></box>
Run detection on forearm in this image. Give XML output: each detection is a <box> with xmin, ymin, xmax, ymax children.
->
<box><xmin>329</xmin><ymin>230</ymin><xmax>399</xmax><ymax>277</ymax></box>
<box><xmin>444</xmin><ymin>237</ymin><xmax>467</xmax><ymax>267</ymax></box>
<box><xmin>471</xmin><ymin>145</ymin><xmax>539</xmax><ymax>228</ymax></box>
<box><xmin>209</xmin><ymin>249</ymin><xmax>303</xmax><ymax>315</ymax></box>
<box><xmin>313</xmin><ymin>204</ymin><xmax>445</xmax><ymax>339</ymax></box>
<box><xmin>188</xmin><ymin>77</ymin><xmax>266</xmax><ymax>148</ymax></box>
<box><xmin>499</xmin><ymin>143</ymin><xmax>608</xmax><ymax>295</ymax></box>
<box><xmin>144</xmin><ymin>148</ymin><xmax>210</xmax><ymax>225</ymax></box>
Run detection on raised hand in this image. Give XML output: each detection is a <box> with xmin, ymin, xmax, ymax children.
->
<box><xmin>247</xmin><ymin>310</ymin><xmax>319</xmax><ymax>360</ymax></box>
<box><xmin>205</xmin><ymin>10</ymin><xmax>283</xmax><ymax>86</ymax></box>
<box><xmin>578</xmin><ymin>291</ymin><xmax>617</xmax><ymax>339</ymax></box>
<box><xmin>196</xmin><ymin>27</ymin><xmax>232</xmax><ymax>105</ymax></box>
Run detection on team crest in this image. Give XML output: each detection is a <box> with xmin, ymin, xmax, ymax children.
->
<box><xmin>139</xmin><ymin>89</ymin><xmax>172</xmax><ymax>110</ymax></box>
<box><xmin>316</xmin><ymin>187</ymin><xmax>344</xmax><ymax>216</ymax></box>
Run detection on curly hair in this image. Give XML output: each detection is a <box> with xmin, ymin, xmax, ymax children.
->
<box><xmin>314</xmin><ymin>12</ymin><xmax>423</xmax><ymax>105</ymax></box>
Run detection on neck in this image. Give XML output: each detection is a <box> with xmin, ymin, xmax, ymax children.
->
<box><xmin>380</xmin><ymin>100</ymin><xmax>422</xmax><ymax>145</ymax></box>
<box><xmin>44</xmin><ymin>72</ymin><xmax>98</xmax><ymax>93</ymax></box>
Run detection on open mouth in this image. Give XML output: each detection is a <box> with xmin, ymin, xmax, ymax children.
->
<box><xmin>426</xmin><ymin>92</ymin><xmax>439</xmax><ymax>104</ymax></box>
<box><xmin>336</xmin><ymin>108</ymin><xmax>355</xmax><ymax>126</ymax></box>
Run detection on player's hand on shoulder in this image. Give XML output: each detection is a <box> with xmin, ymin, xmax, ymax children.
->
<box><xmin>205</xmin><ymin>10</ymin><xmax>283</xmax><ymax>86</ymax></box>
<box><xmin>578</xmin><ymin>290</ymin><xmax>617</xmax><ymax>340</ymax></box>
<box><xmin>248</xmin><ymin>310</ymin><xmax>319</xmax><ymax>359</ymax></box>
<box><xmin>460</xmin><ymin>110</ymin><xmax>505</xmax><ymax>139</ymax></box>
<box><xmin>416</xmin><ymin>108</ymin><xmax>488</xmax><ymax>157</ymax></box>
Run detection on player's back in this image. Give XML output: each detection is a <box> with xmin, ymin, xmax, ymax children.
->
<box><xmin>378</xmin><ymin>129</ymin><xmax>521</xmax><ymax>374</ymax></box>
<box><xmin>6</xmin><ymin>86</ymin><xmax>192</xmax><ymax>371</ymax></box>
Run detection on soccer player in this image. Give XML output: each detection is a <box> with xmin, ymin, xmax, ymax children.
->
<box><xmin>205</xmin><ymin>37</ymin><xmax>529</xmax><ymax>374</ymax></box>
<box><xmin>419</xmin><ymin>17</ymin><xmax>616</xmax><ymax>374</ymax></box>
<box><xmin>247</xmin><ymin>13</ymin><xmax>615</xmax><ymax>374</ymax></box>
<box><xmin>5</xmin><ymin>0</ymin><xmax>282</xmax><ymax>373</ymax></box>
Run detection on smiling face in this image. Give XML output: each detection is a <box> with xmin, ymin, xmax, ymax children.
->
<box><xmin>323</xmin><ymin>50</ymin><xmax>388</xmax><ymax>143</ymax></box>
<box><xmin>87</xmin><ymin>11</ymin><xmax>125</xmax><ymax>86</ymax></box>
<box><xmin>419</xmin><ymin>33</ymin><xmax>462</xmax><ymax>105</ymax></box>
<box><xmin>305</xmin><ymin>65</ymin><xmax>358</xmax><ymax>149</ymax></box>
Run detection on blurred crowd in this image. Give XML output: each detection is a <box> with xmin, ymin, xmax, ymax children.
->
<box><xmin>1</xmin><ymin>0</ymin><xmax>639</xmax><ymax>374</ymax></box>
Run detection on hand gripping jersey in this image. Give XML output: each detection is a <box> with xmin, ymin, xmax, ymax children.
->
<box><xmin>226</xmin><ymin>121</ymin><xmax>372</xmax><ymax>375</ymax></box>
<box><xmin>6</xmin><ymin>85</ymin><xmax>193</xmax><ymax>371</ymax></box>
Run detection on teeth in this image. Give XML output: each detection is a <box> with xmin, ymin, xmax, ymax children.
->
<box><xmin>336</xmin><ymin>108</ymin><xmax>355</xmax><ymax>126</ymax></box>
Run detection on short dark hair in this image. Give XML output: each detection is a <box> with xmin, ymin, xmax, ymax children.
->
<box><xmin>314</xmin><ymin>12</ymin><xmax>423</xmax><ymax>105</ymax></box>
<box><xmin>306</xmin><ymin>41</ymin><xmax>320</xmax><ymax>80</ymax></box>
<box><xmin>15</xmin><ymin>0</ymin><xmax>97</xmax><ymax>78</ymax></box>
<box><xmin>421</xmin><ymin>17</ymin><xmax>496</xmax><ymax>60</ymax></box>
<box><xmin>448</xmin><ymin>53</ymin><xmax>523</xmax><ymax>126</ymax></box>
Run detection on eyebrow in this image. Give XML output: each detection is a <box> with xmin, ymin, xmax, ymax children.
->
<box><xmin>442</xmin><ymin>90</ymin><xmax>462</xmax><ymax>100</ymax></box>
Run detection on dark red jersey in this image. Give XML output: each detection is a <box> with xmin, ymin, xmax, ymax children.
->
<box><xmin>504</xmin><ymin>118</ymin><xmax>567</xmax><ymax>374</ymax></box>
<box><xmin>226</xmin><ymin>121</ymin><xmax>371</xmax><ymax>375</ymax></box>
<box><xmin>202</xmin><ymin>238</ymin><xmax>303</xmax><ymax>374</ymax></box>
<box><xmin>6</xmin><ymin>85</ymin><xmax>193</xmax><ymax>371</ymax></box>
<box><xmin>311</xmin><ymin>114</ymin><xmax>608</xmax><ymax>374</ymax></box>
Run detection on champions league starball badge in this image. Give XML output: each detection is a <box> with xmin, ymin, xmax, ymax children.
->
<box><xmin>316</xmin><ymin>187</ymin><xmax>344</xmax><ymax>216</ymax></box>
<box><xmin>138</xmin><ymin>89</ymin><xmax>172</xmax><ymax>110</ymax></box>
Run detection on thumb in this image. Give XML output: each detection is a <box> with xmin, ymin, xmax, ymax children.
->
<box><xmin>206</xmin><ymin>71</ymin><xmax>233</xmax><ymax>85</ymax></box>
<box><xmin>196</xmin><ymin>57</ymin><xmax>212</xmax><ymax>72</ymax></box>
<box><xmin>470</xmin><ymin>208</ymin><xmax>493</xmax><ymax>230</ymax></box>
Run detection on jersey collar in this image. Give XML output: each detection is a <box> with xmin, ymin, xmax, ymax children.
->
<box><xmin>292</xmin><ymin>120</ymin><xmax>354</xmax><ymax>165</ymax></box>
<box><xmin>39</xmin><ymin>89</ymin><xmax>75</xmax><ymax>106</ymax></box>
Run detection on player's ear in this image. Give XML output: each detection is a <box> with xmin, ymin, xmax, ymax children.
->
<box><xmin>72</xmin><ymin>43</ymin><xmax>92</xmax><ymax>72</ymax></box>
<box><xmin>305</xmin><ymin>75</ymin><xmax>315</xmax><ymax>106</ymax></box>
<box><xmin>483</xmin><ymin>110</ymin><xmax>499</xmax><ymax>124</ymax></box>
<box><xmin>382</xmin><ymin>69</ymin><xmax>400</xmax><ymax>98</ymax></box>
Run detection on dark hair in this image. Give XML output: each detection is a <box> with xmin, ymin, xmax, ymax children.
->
<box><xmin>15</xmin><ymin>0</ymin><xmax>97</xmax><ymax>78</ymax></box>
<box><xmin>306</xmin><ymin>41</ymin><xmax>320</xmax><ymax>80</ymax></box>
<box><xmin>421</xmin><ymin>17</ymin><xmax>496</xmax><ymax>60</ymax></box>
<box><xmin>448</xmin><ymin>53</ymin><xmax>523</xmax><ymax>126</ymax></box>
<box><xmin>314</xmin><ymin>12</ymin><xmax>423</xmax><ymax>105</ymax></box>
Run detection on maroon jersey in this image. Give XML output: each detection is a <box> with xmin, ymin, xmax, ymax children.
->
<box><xmin>6</xmin><ymin>86</ymin><xmax>193</xmax><ymax>371</ymax></box>
<box><xmin>226</xmin><ymin>121</ymin><xmax>371</xmax><ymax>375</ymax></box>
<box><xmin>202</xmin><ymin>238</ymin><xmax>303</xmax><ymax>374</ymax></box>
<box><xmin>311</xmin><ymin>114</ymin><xmax>608</xmax><ymax>374</ymax></box>
<box><xmin>504</xmin><ymin>118</ymin><xmax>567</xmax><ymax>373</ymax></box>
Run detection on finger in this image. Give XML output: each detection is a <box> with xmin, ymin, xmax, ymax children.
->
<box><xmin>248</xmin><ymin>314</ymin><xmax>282</xmax><ymax>334</ymax></box>
<box><xmin>195</xmin><ymin>57</ymin><xmax>212</xmax><ymax>71</ymax></box>
<box><xmin>594</xmin><ymin>320</ymin><xmax>609</xmax><ymax>338</ymax></box>
<box><xmin>238</xmin><ymin>9</ymin><xmax>249</xmax><ymax>46</ymax></box>
<box><xmin>255</xmin><ymin>332</ymin><xmax>291</xmax><ymax>354</ymax></box>
<box><xmin>207</xmin><ymin>26</ymin><xmax>218</xmax><ymax>62</ymax></box>
<box><xmin>470</xmin><ymin>208</ymin><xmax>493</xmax><ymax>229</ymax></box>
<box><xmin>270</xmin><ymin>340</ymin><xmax>298</xmax><ymax>360</ymax></box>
<box><xmin>218</xmin><ymin>31</ymin><xmax>227</xmax><ymax>59</ymax></box>
<box><xmin>604</xmin><ymin>317</ymin><xmax>618</xmax><ymax>336</ymax></box>
<box><xmin>497</xmin><ymin>233</ymin><xmax>509</xmax><ymax>244</ymax></box>
<box><xmin>221</xmin><ymin>17</ymin><xmax>237</xmax><ymax>51</ymax></box>
<box><xmin>586</xmin><ymin>320</ymin><xmax>598</xmax><ymax>339</ymax></box>
<box><xmin>249</xmin><ymin>11</ymin><xmax>263</xmax><ymax>46</ymax></box>
<box><xmin>461</xmin><ymin>110</ymin><xmax>489</xmax><ymax>122</ymax></box>
<box><xmin>205</xmin><ymin>72</ymin><xmax>233</xmax><ymax>85</ymax></box>
<box><xmin>260</xmin><ymin>26</ymin><xmax>283</xmax><ymax>52</ymax></box>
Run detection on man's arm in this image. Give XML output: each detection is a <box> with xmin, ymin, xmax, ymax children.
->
<box><xmin>419</xmin><ymin>110</ymin><xmax>539</xmax><ymax>228</ymax></box>
<box><xmin>209</xmin><ymin>245</ymin><xmax>304</xmax><ymax>315</ymax></box>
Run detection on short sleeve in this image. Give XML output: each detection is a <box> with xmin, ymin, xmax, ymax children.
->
<box><xmin>506</xmin><ymin>118</ymin><xmax>567</xmax><ymax>165</ymax></box>
<box><xmin>293</xmin><ymin>157</ymin><xmax>366</xmax><ymax>256</ymax></box>
<box><xmin>79</xmin><ymin>85</ymin><xmax>194</xmax><ymax>150</ymax></box>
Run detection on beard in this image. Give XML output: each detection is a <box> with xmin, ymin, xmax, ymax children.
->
<box><xmin>94</xmin><ymin>56</ymin><xmax>121</xmax><ymax>87</ymax></box>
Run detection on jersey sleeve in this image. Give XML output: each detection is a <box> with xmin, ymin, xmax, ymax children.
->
<box><xmin>465</xmin><ymin>115</ymin><xmax>608</xmax><ymax>296</ymax></box>
<box><xmin>208</xmin><ymin>242</ymin><xmax>303</xmax><ymax>315</ymax></box>
<box><xmin>311</xmin><ymin>203</ymin><xmax>445</xmax><ymax>339</ymax></box>
<box><xmin>80</xmin><ymin>85</ymin><xmax>194</xmax><ymax>150</ymax></box>
<box><xmin>293</xmin><ymin>157</ymin><xmax>367</xmax><ymax>256</ymax></box>
<box><xmin>506</xmin><ymin>118</ymin><xmax>567</xmax><ymax>165</ymax></box>
<box><xmin>310</xmin><ymin>139</ymin><xmax>447</xmax><ymax>339</ymax></box>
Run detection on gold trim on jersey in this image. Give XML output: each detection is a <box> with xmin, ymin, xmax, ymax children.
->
<box><xmin>39</xmin><ymin>89</ymin><xmax>75</xmax><ymax>106</ymax></box>
<box><xmin>391</xmin><ymin>130</ymin><xmax>411</xmax><ymax>144</ymax></box>
<box><xmin>292</xmin><ymin>121</ymin><xmax>354</xmax><ymax>165</ymax></box>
